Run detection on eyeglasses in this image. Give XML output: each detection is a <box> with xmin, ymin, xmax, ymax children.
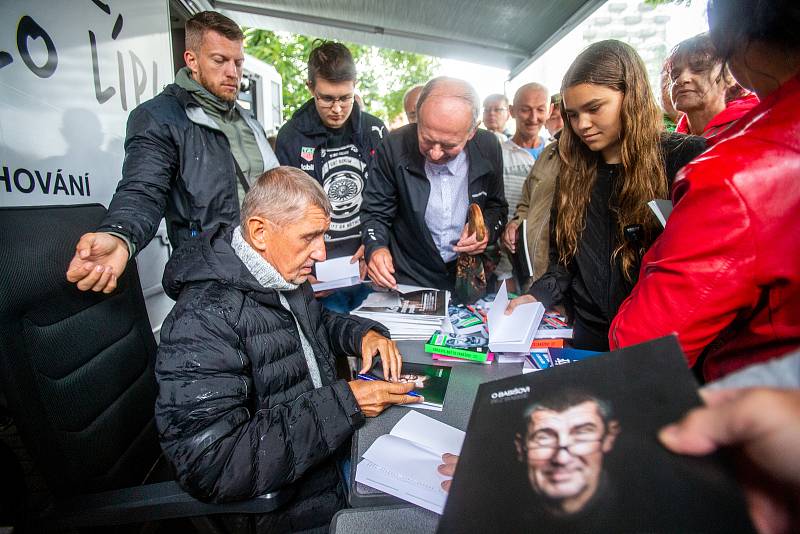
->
<box><xmin>526</xmin><ymin>430</ymin><xmax>605</xmax><ymax>460</ymax></box>
<box><xmin>484</xmin><ymin>107</ymin><xmax>508</xmax><ymax>113</ymax></box>
<box><xmin>314</xmin><ymin>93</ymin><xmax>354</xmax><ymax>109</ymax></box>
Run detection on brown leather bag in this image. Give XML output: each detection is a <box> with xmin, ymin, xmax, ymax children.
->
<box><xmin>454</xmin><ymin>203</ymin><xmax>488</xmax><ymax>304</ymax></box>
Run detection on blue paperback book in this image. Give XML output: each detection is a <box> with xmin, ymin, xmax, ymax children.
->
<box><xmin>527</xmin><ymin>350</ymin><xmax>553</xmax><ymax>369</ymax></box>
<box><xmin>525</xmin><ymin>348</ymin><xmax>601</xmax><ymax>370</ymax></box>
<box><xmin>548</xmin><ymin>347</ymin><xmax>600</xmax><ymax>365</ymax></box>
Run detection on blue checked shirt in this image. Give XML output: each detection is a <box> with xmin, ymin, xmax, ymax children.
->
<box><xmin>424</xmin><ymin>150</ymin><xmax>470</xmax><ymax>263</ymax></box>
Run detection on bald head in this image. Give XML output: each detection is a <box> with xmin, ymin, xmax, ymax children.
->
<box><xmin>417</xmin><ymin>77</ymin><xmax>480</xmax><ymax>130</ymax></box>
<box><xmin>416</xmin><ymin>77</ymin><xmax>480</xmax><ymax>165</ymax></box>
<box><xmin>403</xmin><ymin>85</ymin><xmax>424</xmax><ymax>123</ymax></box>
<box><xmin>513</xmin><ymin>83</ymin><xmax>548</xmax><ymax>106</ymax></box>
<box><xmin>511</xmin><ymin>82</ymin><xmax>551</xmax><ymax>144</ymax></box>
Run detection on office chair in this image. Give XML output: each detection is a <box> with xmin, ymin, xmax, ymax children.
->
<box><xmin>0</xmin><ymin>204</ymin><xmax>288</xmax><ymax>530</ymax></box>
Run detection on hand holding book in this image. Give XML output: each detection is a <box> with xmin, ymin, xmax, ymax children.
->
<box><xmin>502</xmin><ymin>220</ymin><xmax>519</xmax><ymax>253</ymax></box>
<box><xmin>347</xmin><ymin>379</ymin><xmax>420</xmax><ymax>417</ymax></box>
<box><xmin>660</xmin><ymin>387</ymin><xmax>800</xmax><ymax>533</ymax></box>
<box><xmin>438</xmin><ymin>453</ymin><xmax>459</xmax><ymax>492</ymax></box>
<box><xmin>358</xmin><ymin>362</ymin><xmax>452</xmax><ymax>411</ymax></box>
<box><xmin>505</xmin><ymin>293</ymin><xmax>538</xmax><ymax>315</ymax></box>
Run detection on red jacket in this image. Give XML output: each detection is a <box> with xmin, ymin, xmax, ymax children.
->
<box><xmin>675</xmin><ymin>93</ymin><xmax>759</xmax><ymax>146</ymax></box>
<box><xmin>610</xmin><ymin>73</ymin><xmax>800</xmax><ymax>381</ymax></box>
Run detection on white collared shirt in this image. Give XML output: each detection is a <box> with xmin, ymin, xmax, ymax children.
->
<box><xmin>424</xmin><ymin>150</ymin><xmax>470</xmax><ymax>263</ymax></box>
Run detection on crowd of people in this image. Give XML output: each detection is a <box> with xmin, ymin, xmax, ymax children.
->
<box><xmin>63</xmin><ymin>0</ymin><xmax>799</xmax><ymax>531</ymax></box>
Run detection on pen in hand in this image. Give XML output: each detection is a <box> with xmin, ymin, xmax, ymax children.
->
<box><xmin>357</xmin><ymin>374</ymin><xmax>423</xmax><ymax>398</ymax></box>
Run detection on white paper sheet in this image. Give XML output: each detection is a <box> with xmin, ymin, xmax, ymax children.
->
<box><xmin>355</xmin><ymin>411</ymin><xmax>465</xmax><ymax>514</ymax></box>
<box><xmin>310</xmin><ymin>277</ymin><xmax>361</xmax><ymax>291</ymax></box>
<box><xmin>314</xmin><ymin>256</ymin><xmax>360</xmax><ymax>281</ymax></box>
<box><xmin>389</xmin><ymin>411</ymin><xmax>465</xmax><ymax>454</ymax></box>
<box><xmin>359</xmin><ymin>291</ymin><xmax>402</xmax><ymax>308</ymax></box>
<box><xmin>395</xmin><ymin>283</ymin><xmax>436</xmax><ymax>294</ymax></box>
<box><xmin>355</xmin><ymin>458</ymin><xmax>449</xmax><ymax>514</ymax></box>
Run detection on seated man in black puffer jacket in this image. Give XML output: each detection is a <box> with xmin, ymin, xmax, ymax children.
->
<box><xmin>155</xmin><ymin>166</ymin><xmax>421</xmax><ymax>532</ymax></box>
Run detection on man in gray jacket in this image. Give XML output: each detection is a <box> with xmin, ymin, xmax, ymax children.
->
<box><xmin>66</xmin><ymin>11</ymin><xmax>278</xmax><ymax>294</ymax></box>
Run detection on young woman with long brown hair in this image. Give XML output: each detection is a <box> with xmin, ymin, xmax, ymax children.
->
<box><xmin>507</xmin><ymin>40</ymin><xmax>705</xmax><ymax>351</ymax></box>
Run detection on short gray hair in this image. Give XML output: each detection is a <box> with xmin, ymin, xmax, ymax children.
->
<box><xmin>522</xmin><ymin>388</ymin><xmax>615</xmax><ymax>432</ymax></box>
<box><xmin>417</xmin><ymin>76</ymin><xmax>481</xmax><ymax>130</ymax></box>
<box><xmin>483</xmin><ymin>93</ymin><xmax>509</xmax><ymax>107</ymax></box>
<box><xmin>241</xmin><ymin>166</ymin><xmax>331</xmax><ymax>226</ymax></box>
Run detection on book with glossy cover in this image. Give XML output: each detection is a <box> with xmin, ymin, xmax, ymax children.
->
<box><xmin>439</xmin><ymin>336</ymin><xmax>755</xmax><ymax>534</ymax></box>
<box><xmin>425</xmin><ymin>331</ymin><xmax>490</xmax><ymax>362</ymax></box>
<box><xmin>365</xmin><ymin>362</ymin><xmax>452</xmax><ymax>410</ymax></box>
<box><xmin>535</xmin><ymin>312</ymin><xmax>573</xmax><ymax>339</ymax></box>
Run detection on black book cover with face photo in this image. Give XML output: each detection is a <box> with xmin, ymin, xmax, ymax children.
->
<box><xmin>368</xmin><ymin>362</ymin><xmax>451</xmax><ymax>410</ymax></box>
<box><xmin>438</xmin><ymin>336</ymin><xmax>756</xmax><ymax>534</ymax></box>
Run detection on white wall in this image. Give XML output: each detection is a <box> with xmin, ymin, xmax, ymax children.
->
<box><xmin>0</xmin><ymin>0</ymin><xmax>175</xmax><ymax>335</ymax></box>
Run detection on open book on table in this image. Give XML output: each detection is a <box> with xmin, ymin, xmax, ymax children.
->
<box><xmin>487</xmin><ymin>280</ymin><xmax>545</xmax><ymax>353</ymax></box>
<box><xmin>355</xmin><ymin>411</ymin><xmax>465</xmax><ymax>514</ymax></box>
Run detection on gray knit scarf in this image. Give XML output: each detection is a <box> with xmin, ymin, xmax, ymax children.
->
<box><xmin>231</xmin><ymin>226</ymin><xmax>322</xmax><ymax>388</ymax></box>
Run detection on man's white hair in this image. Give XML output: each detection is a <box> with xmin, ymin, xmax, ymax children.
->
<box><xmin>241</xmin><ymin>166</ymin><xmax>331</xmax><ymax>226</ymax></box>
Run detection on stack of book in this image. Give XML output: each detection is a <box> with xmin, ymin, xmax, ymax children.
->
<box><xmin>511</xmin><ymin>313</ymin><xmax>575</xmax><ymax>372</ymax></box>
<box><xmin>423</xmin><ymin>288</ymin><xmax>578</xmax><ymax>368</ymax></box>
<box><xmin>536</xmin><ymin>312</ymin><xmax>573</xmax><ymax>339</ymax></box>
<box><xmin>424</xmin><ymin>303</ymin><xmax>492</xmax><ymax>364</ymax></box>
<box><xmin>351</xmin><ymin>285</ymin><xmax>449</xmax><ymax>340</ymax></box>
<box><xmin>425</xmin><ymin>330</ymin><xmax>494</xmax><ymax>364</ymax></box>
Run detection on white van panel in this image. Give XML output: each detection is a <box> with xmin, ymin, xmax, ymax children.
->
<box><xmin>0</xmin><ymin>0</ymin><xmax>175</xmax><ymax>335</ymax></box>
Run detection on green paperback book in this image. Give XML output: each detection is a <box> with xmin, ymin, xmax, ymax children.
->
<box><xmin>424</xmin><ymin>331</ymin><xmax>490</xmax><ymax>362</ymax></box>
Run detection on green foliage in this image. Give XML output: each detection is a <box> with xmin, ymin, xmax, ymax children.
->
<box><xmin>245</xmin><ymin>29</ymin><xmax>438</xmax><ymax>124</ymax></box>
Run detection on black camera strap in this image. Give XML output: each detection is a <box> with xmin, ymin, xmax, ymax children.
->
<box><xmin>233</xmin><ymin>159</ymin><xmax>250</xmax><ymax>193</ymax></box>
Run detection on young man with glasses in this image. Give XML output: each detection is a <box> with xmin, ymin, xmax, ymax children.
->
<box><xmin>514</xmin><ymin>390</ymin><xmax>620</xmax><ymax>524</ymax></box>
<box><xmin>275</xmin><ymin>41</ymin><xmax>386</xmax><ymax>312</ymax></box>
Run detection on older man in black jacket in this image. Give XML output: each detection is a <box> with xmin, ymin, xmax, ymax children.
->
<box><xmin>155</xmin><ymin>166</ymin><xmax>419</xmax><ymax>531</ymax></box>
<box><xmin>361</xmin><ymin>77</ymin><xmax>507</xmax><ymax>291</ymax></box>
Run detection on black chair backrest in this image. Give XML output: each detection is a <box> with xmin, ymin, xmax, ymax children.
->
<box><xmin>0</xmin><ymin>204</ymin><xmax>160</xmax><ymax>497</ymax></box>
